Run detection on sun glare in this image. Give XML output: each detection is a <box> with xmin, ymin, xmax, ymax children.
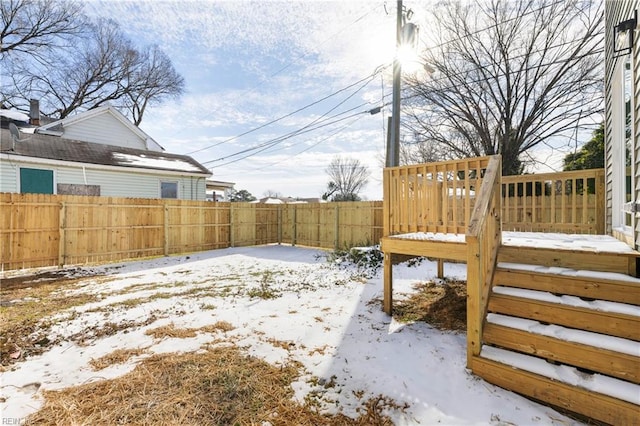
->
<box><xmin>397</xmin><ymin>44</ymin><xmax>421</xmax><ymax>73</ymax></box>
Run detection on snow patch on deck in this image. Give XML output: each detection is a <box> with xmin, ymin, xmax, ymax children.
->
<box><xmin>388</xmin><ymin>231</ymin><xmax>636</xmax><ymax>254</ymax></box>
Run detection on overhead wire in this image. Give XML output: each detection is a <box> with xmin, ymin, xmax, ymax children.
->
<box><xmin>203</xmin><ymin>1</ymin><xmax>602</xmax><ymax>171</ymax></box>
<box><xmin>203</xmin><ymin>71</ymin><xmax>380</xmax><ymax>166</ymax></box>
<box><xmin>244</xmin><ymin>114</ymin><xmax>368</xmax><ymax>172</ymax></box>
<box><xmin>185</xmin><ymin>3</ymin><xmax>386</xmax><ymax>156</ymax></box>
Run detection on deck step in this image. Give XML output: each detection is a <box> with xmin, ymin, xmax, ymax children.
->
<box><xmin>487</xmin><ymin>288</ymin><xmax>640</xmax><ymax>341</ymax></box>
<box><xmin>483</xmin><ymin>319</ymin><xmax>640</xmax><ymax>383</ymax></box>
<box><xmin>477</xmin><ymin>259</ymin><xmax>640</xmax><ymax>423</ymax></box>
<box><xmin>494</xmin><ymin>263</ymin><xmax>640</xmax><ymax>305</ymax></box>
<box><xmin>498</xmin><ymin>245</ymin><xmax>639</xmax><ymax>276</ymax></box>
<box><xmin>470</xmin><ymin>353</ymin><xmax>640</xmax><ymax>426</ymax></box>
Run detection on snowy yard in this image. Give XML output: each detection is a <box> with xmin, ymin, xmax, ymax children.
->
<box><xmin>0</xmin><ymin>245</ymin><xmax>585</xmax><ymax>425</ymax></box>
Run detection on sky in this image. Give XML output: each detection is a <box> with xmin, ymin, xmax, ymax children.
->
<box><xmin>4</xmin><ymin>243</ymin><xmax>633</xmax><ymax>423</ymax></box>
<box><xmin>80</xmin><ymin>0</ymin><xmax>590</xmax><ymax>201</ymax></box>
<box><xmin>82</xmin><ymin>0</ymin><xmax>409</xmax><ymax>200</ymax></box>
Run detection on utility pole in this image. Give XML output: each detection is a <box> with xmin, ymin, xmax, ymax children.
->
<box><xmin>387</xmin><ymin>0</ymin><xmax>403</xmax><ymax>168</ymax></box>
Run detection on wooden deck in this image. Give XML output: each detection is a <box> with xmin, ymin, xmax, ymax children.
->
<box><xmin>381</xmin><ymin>231</ymin><xmax>640</xmax><ymax>424</ymax></box>
<box><xmin>382</xmin><ymin>157</ymin><xmax>640</xmax><ymax>424</ymax></box>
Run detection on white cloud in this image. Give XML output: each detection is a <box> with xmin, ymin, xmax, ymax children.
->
<box><xmin>83</xmin><ymin>1</ymin><xmax>422</xmax><ymax>199</ymax></box>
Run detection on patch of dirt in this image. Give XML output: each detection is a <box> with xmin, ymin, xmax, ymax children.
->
<box><xmin>0</xmin><ymin>268</ymin><xmax>103</xmax><ymax>292</ymax></box>
<box><xmin>393</xmin><ymin>279</ymin><xmax>467</xmax><ymax>331</ymax></box>
<box><xmin>27</xmin><ymin>346</ymin><xmax>403</xmax><ymax>425</ymax></box>
<box><xmin>0</xmin><ymin>276</ymin><xmax>100</xmax><ymax>367</ymax></box>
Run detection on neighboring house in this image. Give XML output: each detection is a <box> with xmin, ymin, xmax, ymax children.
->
<box><xmin>253</xmin><ymin>197</ymin><xmax>327</xmax><ymax>204</ymax></box>
<box><xmin>0</xmin><ymin>105</ymin><xmax>211</xmax><ymax>200</ymax></box>
<box><xmin>36</xmin><ymin>105</ymin><xmax>165</xmax><ymax>152</ymax></box>
<box><xmin>605</xmin><ymin>2</ymin><xmax>638</xmax><ymax>249</ymax></box>
<box><xmin>206</xmin><ymin>179</ymin><xmax>235</xmax><ymax>201</ymax></box>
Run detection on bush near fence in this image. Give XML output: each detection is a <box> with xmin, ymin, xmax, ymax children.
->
<box><xmin>0</xmin><ymin>193</ymin><xmax>383</xmax><ymax>271</ymax></box>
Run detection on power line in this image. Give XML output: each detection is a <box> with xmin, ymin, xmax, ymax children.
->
<box><xmin>208</xmin><ymin>43</ymin><xmax>603</xmax><ymax>171</ymax></box>
<box><xmin>206</xmin><ymin>1</ymin><xmax>602</xmax><ymax>171</ymax></box>
<box><xmin>186</xmin><ymin>65</ymin><xmax>388</xmax><ymax>156</ymax></box>
<box><xmin>209</xmin><ymin>106</ymin><xmax>376</xmax><ymax>168</ymax></box>
<box><xmin>248</xmin><ymin>115</ymin><xmax>368</xmax><ymax>172</ymax></box>
<box><xmin>202</xmin><ymin>74</ymin><xmax>380</xmax><ymax>165</ymax></box>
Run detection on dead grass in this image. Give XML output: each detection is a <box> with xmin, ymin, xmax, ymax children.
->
<box><xmin>0</xmin><ymin>277</ymin><xmax>99</xmax><ymax>366</ymax></box>
<box><xmin>89</xmin><ymin>347</ymin><xmax>148</xmax><ymax>370</ymax></box>
<box><xmin>27</xmin><ymin>346</ymin><xmax>402</xmax><ymax>425</ymax></box>
<box><xmin>145</xmin><ymin>323</ymin><xmax>198</xmax><ymax>339</ymax></box>
<box><xmin>266</xmin><ymin>337</ymin><xmax>296</xmax><ymax>351</ymax></box>
<box><xmin>145</xmin><ymin>321</ymin><xmax>235</xmax><ymax>340</ymax></box>
<box><xmin>393</xmin><ymin>279</ymin><xmax>467</xmax><ymax>331</ymax></box>
<box><xmin>200</xmin><ymin>320</ymin><xmax>235</xmax><ymax>333</ymax></box>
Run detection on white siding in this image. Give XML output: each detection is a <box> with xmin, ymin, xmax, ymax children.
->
<box><xmin>0</xmin><ymin>160</ymin><xmax>18</xmax><ymax>192</ymax></box>
<box><xmin>0</xmin><ymin>158</ymin><xmax>207</xmax><ymax>200</ymax></box>
<box><xmin>62</xmin><ymin>112</ymin><xmax>147</xmax><ymax>150</ymax></box>
<box><xmin>605</xmin><ymin>1</ymin><xmax>639</xmax><ymax>248</ymax></box>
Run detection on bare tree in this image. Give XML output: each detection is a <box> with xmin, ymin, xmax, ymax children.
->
<box><xmin>5</xmin><ymin>18</ymin><xmax>184</xmax><ymax>124</ymax></box>
<box><xmin>323</xmin><ymin>156</ymin><xmax>370</xmax><ymax>201</ymax></box>
<box><xmin>1</xmin><ymin>0</ymin><xmax>86</xmax><ymax>61</ymax></box>
<box><xmin>124</xmin><ymin>45</ymin><xmax>185</xmax><ymax>126</ymax></box>
<box><xmin>263</xmin><ymin>190</ymin><xmax>283</xmax><ymax>198</ymax></box>
<box><xmin>404</xmin><ymin>0</ymin><xmax>603</xmax><ymax>175</ymax></box>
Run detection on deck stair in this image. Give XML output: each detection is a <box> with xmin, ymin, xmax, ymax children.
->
<box><xmin>470</xmin><ymin>246</ymin><xmax>640</xmax><ymax>425</ymax></box>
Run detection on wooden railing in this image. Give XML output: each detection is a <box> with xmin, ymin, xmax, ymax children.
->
<box><xmin>383</xmin><ymin>156</ymin><xmax>493</xmax><ymax>236</ymax></box>
<box><xmin>502</xmin><ymin>169</ymin><xmax>605</xmax><ymax>234</ymax></box>
<box><xmin>465</xmin><ymin>155</ymin><xmax>502</xmax><ymax>367</ymax></box>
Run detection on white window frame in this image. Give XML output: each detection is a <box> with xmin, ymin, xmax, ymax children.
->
<box><xmin>160</xmin><ymin>180</ymin><xmax>179</xmax><ymax>199</ymax></box>
<box><xmin>614</xmin><ymin>55</ymin><xmax>635</xmax><ymax>234</ymax></box>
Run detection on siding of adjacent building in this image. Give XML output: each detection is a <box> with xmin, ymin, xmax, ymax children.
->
<box><xmin>0</xmin><ymin>159</ymin><xmax>207</xmax><ymax>200</ymax></box>
<box><xmin>604</xmin><ymin>0</ymin><xmax>639</xmax><ymax>248</ymax></box>
<box><xmin>60</xmin><ymin>111</ymin><xmax>149</xmax><ymax>151</ymax></box>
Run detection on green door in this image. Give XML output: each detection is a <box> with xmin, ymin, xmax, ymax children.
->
<box><xmin>20</xmin><ymin>168</ymin><xmax>54</xmax><ymax>194</ymax></box>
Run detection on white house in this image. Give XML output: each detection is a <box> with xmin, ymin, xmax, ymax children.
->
<box><xmin>605</xmin><ymin>1</ymin><xmax>638</xmax><ymax>249</ymax></box>
<box><xmin>0</xmin><ymin>105</ymin><xmax>211</xmax><ymax>200</ymax></box>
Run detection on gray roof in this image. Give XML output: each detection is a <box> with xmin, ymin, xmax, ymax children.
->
<box><xmin>0</xmin><ymin>128</ymin><xmax>210</xmax><ymax>176</ymax></box>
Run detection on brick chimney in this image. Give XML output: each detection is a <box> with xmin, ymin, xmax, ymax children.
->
<box><xmin>29</xmin><ymin>99</ymin><xmax>40</xmax><ymax>126</ymax></box>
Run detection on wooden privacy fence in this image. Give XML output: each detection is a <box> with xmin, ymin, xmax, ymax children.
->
<box><xmin>0</xmin><ymin>193</ymin><xmax>383</xmax><ymax>271</ymax></box>
<box><xmin>501</xmin><ymin>168</ymin><xmax>605</xmax><ymax>234</ymax></box>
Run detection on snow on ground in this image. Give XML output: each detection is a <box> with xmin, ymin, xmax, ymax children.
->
<box><xmin>1</xmin><ymin>245</ymin><xmax>586</xmax><ymax>425</ymax></box>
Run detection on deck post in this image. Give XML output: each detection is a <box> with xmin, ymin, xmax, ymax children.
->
<box><xmin>383</xmin><ymin>252</ymin><xmax>393</xmax><ymax>314</ymax></box>
<box><xmin>466</xmin><ymin>235</ymin><xmax>481</xmax><ymax>367</ymax></box>
<box><xmin>437</xmin><ymin>259</ymin><xmax>444</xmax><ymax>278</ymax></box>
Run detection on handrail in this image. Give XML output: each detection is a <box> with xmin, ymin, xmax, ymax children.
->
<box><xmin>465</xmin><ymin>155</ymin><xmax>502</xmax><ymax>367</ymax></box>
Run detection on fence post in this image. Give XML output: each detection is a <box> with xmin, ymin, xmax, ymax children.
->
<box><xmin>230</xmin><ymin>203</ymin><xmax>235</xmax><ymax>247</ymax></box>
<box><xmin>277</xmin><ymin>205</ymin><xmax>282</xmax><ymax>245</ymax></box>
<box><xmin>334</xmin><ymin>204</ymin><xmax>340</xmax><ymax>250</ymax></box>
<box><xmin>292</xmin><ymin>205</ymin><xmax>297</xmax><ymax>246</ymax></box>
<box><xmin>163</xmin><ymin>204</ymin><xmax>169</xmax><ymax>256</ymax></box>
<box><xmin>8</xmin><ymin>194</ymin><xmax>14</xmax><ymax>268</ymax></box>
<box><xmin>58</xmin><ymin>202</ymin><xmax>66</xmax><ymax>267</ymax></box>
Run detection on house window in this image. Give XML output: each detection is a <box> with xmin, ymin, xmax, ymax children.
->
<box><xmin>20</xmin><ymin>168</ymin><xmax>54</xmax><ymax>194</ymax></box>
<box><xmin>623</xmin><ymin>56</ymin><xmax>633</xmax><ymax>228</ymax></box>
<box><xmin>161</xmin><ymin>181</ymin><xmax>178</xmax><ymax>199</ymax></box>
